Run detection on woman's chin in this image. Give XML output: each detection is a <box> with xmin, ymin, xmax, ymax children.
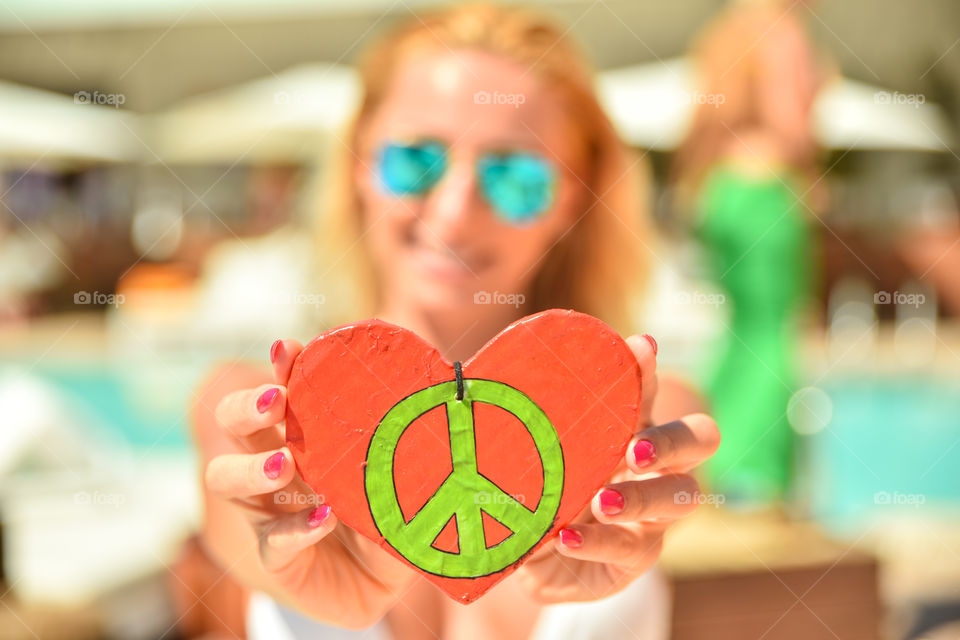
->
<box><xmin>391</xmin><ymin>250</ymin><xmax>515</xmax><ymax>317</ymax></box>
<box><xmin>409</xmin><ymin>281</ymin><xmax>480</xmax><ymax>314</ymax></box>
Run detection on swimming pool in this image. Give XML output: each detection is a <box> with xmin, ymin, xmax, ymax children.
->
<box><xmin>803</xmin><ymin>374</ymin><xmax>960</xmax><ymax>531</ymax></box>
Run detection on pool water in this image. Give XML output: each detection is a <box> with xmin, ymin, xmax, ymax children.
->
<box><xmin>805</xmin><ymin>374</ymin><xmax>960</xmax><ymax>531</ymax></box>
<box><xmin>27</xmin><ymin>359</ymin><xmax>208</xmax><ymax>453</ymax></box>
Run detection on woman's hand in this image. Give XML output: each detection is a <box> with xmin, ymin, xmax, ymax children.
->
<box><xmin>195</xmin><ymin>340</ymin><xmax>417</xmax><ymax>629</ymax></box>
<box><xmin>515</xmin><ymin>334</ymin><xmax>720</xmax><ymax>602</ymax></box>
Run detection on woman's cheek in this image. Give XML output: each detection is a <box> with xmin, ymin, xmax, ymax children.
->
<box><xmin>499</xmin><ymin>200</ymin><xmax>578</xmax><ymax>285</ymax></box>
<box><xmin>490</xmin><ymin>225</ymin><xmax>558</xmax><ymax>287</ymax></box>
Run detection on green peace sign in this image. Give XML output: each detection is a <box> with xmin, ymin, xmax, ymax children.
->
<box><xmin>365</xmin><ymin>378</ymin><xmax>564</xmax><ymax>578</ymax></box>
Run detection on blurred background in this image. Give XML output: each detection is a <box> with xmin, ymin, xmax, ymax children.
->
<box><xmin>0</xmin><ymin>0</ymin><xmax>958</xmax><ymax>638</ymax></box>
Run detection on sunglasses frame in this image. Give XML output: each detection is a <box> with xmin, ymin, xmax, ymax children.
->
<box><xmin>375</xmin><ymin>138</ymin><xmax>559</xmax><ymax>225</ymax></box>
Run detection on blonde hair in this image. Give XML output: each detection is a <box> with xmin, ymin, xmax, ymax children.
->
<box><xmin>317</xmin><ymin>3</ymin><xmax>652</xmax><ymax>335</ymax></box>
<box><xmin>671</xmin><ymin>3</ymin><xmax>820</xmax><ymax>203</ymax></box>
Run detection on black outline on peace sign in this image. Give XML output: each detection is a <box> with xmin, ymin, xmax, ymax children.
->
<box><xmin>364</xmin><ymin>378</ymin><xmax>564</xmax><ymax>578</ymax></box>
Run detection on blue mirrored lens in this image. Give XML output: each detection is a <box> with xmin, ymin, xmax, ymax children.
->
<box><xmin>477</xmin><ymin>153</ymin><xmax>556</xmax><ymax>224</ymax></box>
<box><xmin>378</xmin><ymin>142</ymin><xmax>447</xmax><ymax>195</ymax></box>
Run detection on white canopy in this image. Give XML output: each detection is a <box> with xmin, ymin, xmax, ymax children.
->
<box><xmin>145</xmin><ymin>64</ymin><xmax>360</xmax><ymax>164</ymax></box>
<box><xmin>598</xmin><ymin>58</ymin><xmax>956</xmax><ymax>152</ymax></box>
<box><xmin>0</xmin><ymin>81</ymin><xmax>141</xmax><ymax>165</ymax></box>
<box><xmin>3</xmin><ymin>57</ymin><xmax>951</xmax><ymax>166</ymax></box>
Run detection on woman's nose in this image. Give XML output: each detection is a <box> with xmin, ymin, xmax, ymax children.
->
<box><xmin>421</xmin><ymin>161</ymin><xmax>484</xmax><ymax>240</ymax></box>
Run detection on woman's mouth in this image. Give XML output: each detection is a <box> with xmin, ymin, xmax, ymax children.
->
<box><xmin>405</xmin><ymin>234</ymin><xmax>486</xmax><ymax>284</ymax></box>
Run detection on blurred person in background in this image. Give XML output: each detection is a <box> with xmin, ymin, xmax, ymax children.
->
<box><xmin>191</xmin><ymin>4</ymin><xmax>719</xmax><ymax>639</ymax></box>
<box><xmin>671</xmin><ymin>0</ymin><xmax>824</xmax><ymax>505</ymax></box>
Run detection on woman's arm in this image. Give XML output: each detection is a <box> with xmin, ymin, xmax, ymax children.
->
<box><xmin>192</xmin><ymin>362</ymin><xmax>280</xmax><ymax>593</ymax></box>
<box><xmin>190</xmin><ymin>341</ymin><xmax>418</xmax><ymax>629</ymax></box>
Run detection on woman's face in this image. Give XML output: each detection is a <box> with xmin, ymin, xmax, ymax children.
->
<box><xmin>358</xmin><ymin>49</ymin><xmax>585</xmax><ymax>314</ymax></box>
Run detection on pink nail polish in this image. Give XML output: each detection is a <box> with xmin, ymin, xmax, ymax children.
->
<box><xmin>642</xmin><ymin>333</ymin><xmax>658</xmax><ymax>356</ymax></box>
<box><xmin>270</xmin><ymin>340</ymin><xmax>283</xmax><ymax>364</ymax></box>
<box><xmin>599</xmin><ymin>489</ymin><xmax>625</xmax><ymax>515</ymax></box>
<box><xmin>263</xmin><ymin>452</ymin><xmax>285</xmax><ymax>479</ymax></box>
<box><xmin>559</xmin><ymin>528</ymin><xmax>583</xmax><ymax>548</ymax></box>
<box><xmin>633</xmin><ymin>439</ymin><xmax>657</xmax><ymax>468</ymax></box>
<box><xmin>307</xmin><ymin>504</ymin><xmax>331</xmax><ymax>528</ymax></box>
<box><xmin>257</xmin><ymin>387</ymin><xmax>279</xmax><ymax>413</ymax></box>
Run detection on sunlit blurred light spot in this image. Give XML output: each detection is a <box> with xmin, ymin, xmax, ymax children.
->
<box><xmin>131</xmin><ymin>196</ymin><xmax>183</xmax><ymax>260</ymax></box>
<box><xmin>894</xmin><ymin>317</ymin><xmax>937</xmax><ymax>367</ymax></box>
<box><xmin>787</xmin><ymin>386</ymin><xmax>833</xmax><ymax>435</ymax></box>
<box><xmin>828</xmin><ymin>302</ymin><xmax>877</xmax><ymax>365</ymax></box>
<box><xmin>434</xmin><ymin>56</ymin><xmax>463</xmax><ymax>95</ymax></box>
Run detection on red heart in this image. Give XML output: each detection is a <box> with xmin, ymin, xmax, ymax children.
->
<box><xmin>285</xmin><ymin>309</ymin><xmax>641</xmax><ymax>603</ymax></box>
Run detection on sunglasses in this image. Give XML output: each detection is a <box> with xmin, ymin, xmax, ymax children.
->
<box><xmin>375</xmin><ymin>140</ymin><xmax>558</xmax><ymax>225</ymax></box>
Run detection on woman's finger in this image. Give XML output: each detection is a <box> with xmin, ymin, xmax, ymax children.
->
<box><xmin>270</xmin><ymin>339</ymin><xmax>304</xmax><ymax>385</ymax></box>
<box><xmin>204</xmin><ymin>448</ymin><xmax>297</xmax><ymax>499</ymax></box>
<box><xmin>214</xmin><ymin>384</ymin><xmax>287</xmax><ymax>438</ymax></box>
<box><xmin>259</xmin><ymin>503</ymin><xmax>338</xmax><ymax>572</ymax></box>
<box><xmin>591</xmin><ymin>474</ymin><xmax>700</xmax><ymax>524</ymax></box>
<box><xmin>626</xmin><ymin>334</ymin><xmax>659</xmax><ymax>428</ymax></box>
<box><xmin>626</xmin><ymin>412</ymin><xmax>720</xmax><ymax>475</ymax></box>
<box><xmin>553</xmin><ymin>521</ymin><xmax>665</xmax><ymax>571</ymax></box>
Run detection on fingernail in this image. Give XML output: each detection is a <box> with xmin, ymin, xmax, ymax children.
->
<box><xmin>633</xmin><ymin>439</ymin><xmax>657</xmax><ymax>468</ymax></box>
<box><xmin>270</xmin><ymin>339</ymin><xmax>283</xmax><ymax>364</ymax></box>
<box><xmin>559</xmin><ymin>528</ymin><xmax>583</xmax><ymax>548</ymax></box>
<box><xmin>263</xmin><ymin>451</ymin><xmax>285</xmax><ymax>479</ymax></box>
<box><xmin>642</xmin><ymin>334</ymin><xmax>658</xmax><ymax>356</ymax></box>
<box><xmin>599</xmin><ymin>489</ymin><xmax>625</xmax><ymax>515</ymax></box>
<box><xmin>257</xmin><ymin>387</ymin><xmax>280</xmax><ymax>413</ymax></box>
<box><xmin>307</xmin><ymin>504</ymin><xmax>331</xmax><ymax>528</ymax></box>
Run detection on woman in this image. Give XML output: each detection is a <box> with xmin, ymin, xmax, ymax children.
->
<box><xmin>672</xmin><ymin>1</ymin><xmax>821</xmax><ymax>504</ymax></box>
<box><xmin>193</xmin><ymin>5</ymin><xmax>719</xmax><ymax>638</ymax></box>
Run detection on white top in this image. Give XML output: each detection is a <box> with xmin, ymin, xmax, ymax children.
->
<box><xmin>247</xmin><ymin>568</ymin><xmax>670</xmax><ymax>640</ymax></box>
